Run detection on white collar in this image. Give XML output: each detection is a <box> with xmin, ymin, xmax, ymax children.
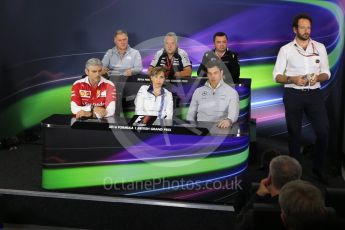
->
<box><xmin>205</xmin><ymin>79</ymin><xmax>224</xmax><ymax>89</ymax></box>
<box><xmin>85</xmin><ymin>76</ymin><xmax>105</xmax><ymax>86</ymax></box>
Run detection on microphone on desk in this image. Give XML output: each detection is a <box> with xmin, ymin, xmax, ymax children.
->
<box><xmin>236</xmin><ymin>128</ymin><xmax>241</xmax><ymax>137</ymax></box>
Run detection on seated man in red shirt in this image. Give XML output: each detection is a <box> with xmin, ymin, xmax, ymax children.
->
<box><xmin>71</xmin><ymin>58</ymin><xmax>116</xmax><ymax>119</ymax></box>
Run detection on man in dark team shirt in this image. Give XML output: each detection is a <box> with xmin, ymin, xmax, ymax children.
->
<box><xmin>149</xmin><ymin>32</ymin><xmax>192</xmax><ymax>78</ymax></box>
<box><xmin>197</xmin><ymin>32</ymin><xmax>240</xmax><ymax>84</ymax></box>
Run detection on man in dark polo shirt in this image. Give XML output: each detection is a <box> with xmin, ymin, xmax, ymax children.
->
<box><xmin>149</xmin><ymin>32</ymin><xmax>192</xmax><ymax>78</ymax></box>
<box><xmin>197</xmin><ymin>32</ymin><xmax>240</xmax><ymax>84</ymax></box>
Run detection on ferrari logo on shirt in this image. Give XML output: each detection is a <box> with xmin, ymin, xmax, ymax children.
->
<box><xmin>97</xmin><ymin>90</ymin><xmax>100</xmax><ymax>97</ymax></box>
<box><xmin>79</xmin><ymin>90</ymin><xmax>91</xmax><ymax>98</ymax></box>
<box><xmin>100</xmin><ymin>91</ymin><xmax>107</xmax><ymax>97</ymax></box>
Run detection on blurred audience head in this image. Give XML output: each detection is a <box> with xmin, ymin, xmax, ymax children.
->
<box><xmin>269</xmin><ymin>155</ymin><xmax>302</xmax><ymax>190</ymax></box>
<box><xmin>279</xmin><ymin>180</ymin><xmax>335</xmax><ymax>230</ymax></box>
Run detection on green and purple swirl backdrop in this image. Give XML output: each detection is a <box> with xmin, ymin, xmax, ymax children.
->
<box><xmin>1</xmin><ymin>0</ymin><xmax>344</xmax><ymax>138</ymax></box>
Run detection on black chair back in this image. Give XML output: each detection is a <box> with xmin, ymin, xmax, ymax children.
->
<box><xmin>325</xmin><ymin>187</ymin><xmax>345</xmax><ymax>218</ymax></box>
<box><xmin>253</xmin><ymin>203</ymin><xmax>285</xmax><ymax>230</ymax></box>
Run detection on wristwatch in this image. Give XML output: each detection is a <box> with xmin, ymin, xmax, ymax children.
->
<box><xmin>286</xmin><ymin>77</ymin><xmax>292</xmax><ymax>84</ymax></box>
<box><xmin>225</xmin><ymin>118</ymin><xmax>233</xmax><ymax>123</ymax></box>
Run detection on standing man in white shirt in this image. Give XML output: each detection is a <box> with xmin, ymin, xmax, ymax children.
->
<box><xmin>273</xmin><ymin>13</ymin><xmax>331</xmax><ymax>183</ymax></box>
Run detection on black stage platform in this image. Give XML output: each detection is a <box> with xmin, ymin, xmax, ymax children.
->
<box><xmin>0</xmin><ymin>126</ymin><xmax>344</xmax><ymax>229</ymax></box>
<box><xmin>0</xmin><ymin>142</ymin><xmax>238</xmax><ymax>230</ymax></box>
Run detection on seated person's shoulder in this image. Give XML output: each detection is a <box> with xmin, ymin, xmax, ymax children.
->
<box><xmin>163</xmin><ymin>87</ymin><xmax>172</xmax><ymax>95</ymax></box>
<box><xmin>204</xmin><ymin>50</ymin><xmax>214</xmax><ymax>56</ymax></box>
<box><xmin>155</xmin><ymin>48</ymin><xmax>165</xmax><ymax>56</ymax></box>
<box><xmin>178</xmin><ymin>48</ymin><xmax>189</xmax><ymax>56</ymax></box>
<box><xmin>138</xmin><ymin>84</ymin><xmax>149</xmax><ymax>91</ymax></box>
<box><xmin>102</xmin><ymin>49</ymin><xmax>114</xmax><ymax>65</ymax></box>
<box><xmin>193</xmin><ymin>85</ymin><xmax>207</xmax><ymax>95</ymax></box>
<box><xmin>224</xmin><ymin>50</ymin><xmax>239</xmax><ymax>62</ymax></box>
<box><xmin>73</xmin><ymin>78</ymin><xmax>86</xmax><ymax>85</ymax></box>
<box><xmin>228</xmin><ymin>49</ymin><xmax>238</xmax><ymax>56</ymax></box>
<box><xmin>223</xmin><ymin>83</ymin><xmax>239</xmax><ymax>95</ymax></box>
<box><xmin>223</xmin><ymin>82</ymin><xmax>236</xmax><ymax>89</ymax></box>
<box><xmin>130</xmin><ymin>47</ymin><xmax>140</xmax><ymax>53</ymax></box>
<box><xmin>104</xmin><ymin>48</ymin><xmax>114</xmax><ymax>55</ymax></box>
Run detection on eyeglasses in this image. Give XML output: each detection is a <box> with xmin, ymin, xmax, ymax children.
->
<box><xmin>294</xmin><ymin>42</ymin><xmax>319</xmax><ymax>57</ymax></box>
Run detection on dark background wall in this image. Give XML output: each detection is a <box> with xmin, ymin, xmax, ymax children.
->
<box><xmin>0</xmin><ymin>0</ymin><xmax>344</xmax><ymax>158</ymax></box>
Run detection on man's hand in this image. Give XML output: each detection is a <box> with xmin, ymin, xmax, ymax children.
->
<box><xmin>291</xmin><ymin>76</ymin><xmax>308</xmax><ymax>86</ymax></box>
<box><xmin>217</xmin><ymin>118</ymin><xmax>232</xmax><ymax>129</ymax></box>
<box><xmin>124</xmin><ymin>68</ymin><xmax>133</xmax><ymax>77</ymax></box>
<box><xmin>256</xmin><ymin>177</ymin><xmax>271</xmax><ymax>197</ymax></box>
<box><xmin>93</xmin><ymin>106</ymin><xmax>107</xmax><ymax>118</ymax></box>
<box><xmin>309</xmin><ymin>74</ymin><xmax>318</xmax><ymax>86</ymax></box>
<box><xmin>76</xmin><ymin>110</ymin><xmax>92</xmax><ymax>119</ymax></box>
<box><xmin>175</xmin><ymin>71</ymin><xmax>181</xmax><ymax>77</ymax></box>
<box><xmin>101</xmin><ymin>67</ymin><xmax>109</xmax><ymax>76</ymax></box>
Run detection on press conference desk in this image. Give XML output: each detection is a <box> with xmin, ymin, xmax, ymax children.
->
<box><xmin>41</xmin><ymin>113</ymin><xmax>249</xmax><ymax>199</ymax></box>
<box><xmin>109</xmin><ymin>75</ymin><xmax>251</xmax><ymax>123</ymax></box>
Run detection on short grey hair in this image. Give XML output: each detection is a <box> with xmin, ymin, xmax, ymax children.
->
<box><xmin>114</xmin><ymin>29</ymin><xmax>128</xmax><ymax>38</ymax></box>
<box><xmin>85</xmin><ymin>58</ymin><xmax>102</xmax><ymax>69</ymax></box>
<box><xmin>279</xmin><ymin>180</ymin><xmax>326</xmax><ymax>229</ymax></box>
<box><xmin>269</xmin><ymin>155</ymin><xmax>302</xmax><ymax>189</ymax></box>
<box><xmin>164</xmin><ymin>32</ymin><xmax>178</xmax><ymax>44</ymax></box>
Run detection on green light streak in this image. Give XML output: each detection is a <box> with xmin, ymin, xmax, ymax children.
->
<box><xmin>241</xmin><ymin>64</ymin><xmax>279</xmax><ymax>89</ymax></box>
<box><xmin>42</xmin><ymin>148</ymin><xmax>249</xmax><ymax>189</ymax></box>
<box><xmin>179</xmin><ymin>107</ymin><xmax>189</xmax><ymax>120</ymax></box>
<box><xmin>0</xmin><ymin>86</ymin><xmax>71</xmax><ymax>137</ymax></box>
<box><xmin>240</xmin><ymin>97</ymin><xmax>250</xmax><ymax>110</ymax></box>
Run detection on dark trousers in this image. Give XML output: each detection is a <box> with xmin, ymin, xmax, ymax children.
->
<box><xmin>283</xmin><ymin>88</ymin><xmax>329</xmax><ymax>171</ymax></box>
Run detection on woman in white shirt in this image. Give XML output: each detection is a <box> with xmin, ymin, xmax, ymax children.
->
<box><xmin>134</xmin><ymin>67</ymin><xmax>173</xmax><ymax>119</ymax></box>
